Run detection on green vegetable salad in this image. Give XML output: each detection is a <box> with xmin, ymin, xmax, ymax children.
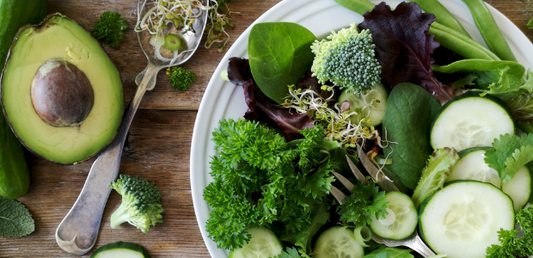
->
<box><xmin>202</xmin><ymin>0</ymin><xmax>533</xmax><ymax>257</ymax></box>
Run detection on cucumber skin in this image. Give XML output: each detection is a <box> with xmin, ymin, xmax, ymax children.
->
<box><xmin>0</xmin><ymin>0</ymin><xmax>47</xmax><ymax>199</ymax></box>
<box><xmin>456</xmin><ymin>146</ymin><xmax>491</xmax><ymax>158</ymax></box>
<box><xmin>431</xmin><ymin>91</ymin><xmax>515</xmax><ymax>133</ymax></box>
<box><xmin>0</xmin><ymin>0</ymin><xmax>48</xmax><ymax>71</ymax></box>
<box><xmin>0</xmin><ymin>115</ymin><xmax>29</xmax><ymax>199</ymax></box>
<box><xmin>90</xmin><ymin>241</ymin><xmax>151</xmax><ymax>258</ymax></box>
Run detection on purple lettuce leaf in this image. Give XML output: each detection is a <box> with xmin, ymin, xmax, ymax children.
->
<box><xmin>359</xmin><ymin>2</ymin><xmax>455</xmax><ymax>104</ymax></box>
<box><xmin>227</xmin><ymin>57</ymin><xmax>315</xmax><ymax>141</ymax></box>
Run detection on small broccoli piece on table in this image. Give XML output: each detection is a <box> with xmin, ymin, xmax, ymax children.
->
<box><xmin>109</xmin><ymin>174</ymin><xmax>164</xmax><ymax>233</ymax></box>
<box><xmin>311</xmin><ymin>23</ymin><xmax>381</xmax><ymax>95</ymax></box>
<box><xmin>92</xmin><ymin>11</ymin><xmax>128</xmax><ymax>48</ymax></box>
<box><xmin>166</xmin><ymin>66</ymin><xmax>197</xmax><ymax>92</ymax></box>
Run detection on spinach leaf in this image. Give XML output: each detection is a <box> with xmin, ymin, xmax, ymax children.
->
<box><xmin>382</xmin><ymin>83</ymin><xmax>441</xmax><ymax>189</ymax></box>
<box><xmin>248</xmin><ymin>22</ymin><xmax>316</xmax><ymax>104</ymax></box>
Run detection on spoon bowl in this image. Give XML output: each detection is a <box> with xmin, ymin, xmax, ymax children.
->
<box><xmin>55</xmin><ymin>1</ymin><xmax>209</xmax><ymax>255</ymax></box>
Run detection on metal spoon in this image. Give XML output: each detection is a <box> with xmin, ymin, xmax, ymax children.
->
<box><xmin>55</xmin><ymin>1</ymin><xmax>208</xmax><ymax>255</ymax></box>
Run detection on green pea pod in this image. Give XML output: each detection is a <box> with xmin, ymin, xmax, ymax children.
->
<box><xmin>462</xmin><ymin>0</ymin><xmax>517</xmax><ymax>61</ymax></box>
<box><xmin>408</xmin><ymin>0</ymin><xmax>472</xmax><ymax>39</ymax></box>
<box><xmin>429</xmin><ymin>22</ymin><xmax>500</xmax><ymax>60</ymax></box>
<box><xmin>333</xmin><ymin>0</ymin><xmax>374</xmax><ymax>15</ymax></box>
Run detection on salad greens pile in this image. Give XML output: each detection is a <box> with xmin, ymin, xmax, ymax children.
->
<box><xmin>203</xmin><ymin>0</ymin><xmax>533</xmax><ymax>257</ymax></box>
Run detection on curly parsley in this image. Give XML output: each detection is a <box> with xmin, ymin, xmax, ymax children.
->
<box><xmin>204</xmin><ymin>119</ymin><xmax>335</xmax><ymax>251</ymax></box>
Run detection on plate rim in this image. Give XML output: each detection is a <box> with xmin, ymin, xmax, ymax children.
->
<box><xmin>190</xmin><ymin>0</ymin><xmax>533</xmax><ymax>257</ymax></box>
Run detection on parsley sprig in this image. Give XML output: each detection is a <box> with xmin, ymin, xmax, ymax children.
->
<box><xmin>486</xmin><ymin>205</ymin><xmax>533</xmax><ymax>257</ymax></box>
<box><xmin>204</xmin><ymin>119</ymin><xmax>335</xmax><ymax>251</ymax></box>
<box><xmin>337</xmin><ymin>180</ymin><xmax>389</xmax><ymax>228</ymax></box>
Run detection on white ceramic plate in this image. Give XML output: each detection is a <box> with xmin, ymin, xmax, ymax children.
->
<box><xmin>190</xmin><ymin>0</ymin><xmax>533</xmax><ymax>257</ymax></box>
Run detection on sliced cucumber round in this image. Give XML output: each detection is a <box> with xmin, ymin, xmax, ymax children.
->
<box><xmin>313</xmin><ymin>226</ymin><xmax>364</xmax><ymax>258</ymax></box>
<box><xmin>430</xmin><ymin>93</ymin><xmax>514</xmax><ymax>151</ymax></box>
<box><xmin>419</xmin><ymin>181</ymin><xmax>514</xmax><ymax>258</ymax></box>
<box><xmin>164</xmin><ymin>33</ymin><xmax>182</xmax><ymax>51</ymax></box>
<box><xmin>90</xmin><ymin>241</ymin><xmax>150</xmax><ymax>258</ymax></box>
<box><xmin>446</xmin><ymin>148</ymin><xmax>531</xmax><ymax>212</ymax></box>
<box><xmin>369</xmin><ymin>191</ymin><xmax>417</xmax><ymax>240</ymax></box>
<box><xmin>229</xmin><ymin>227</ymin><xmax>282</xmax><ymax>258</ymax></box>
<box><xmin>338</xmin><ymin>82</ymin><xmax>388</xmax><ymax>127</ymax></box>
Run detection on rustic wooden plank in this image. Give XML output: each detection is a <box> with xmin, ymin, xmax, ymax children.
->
<box><xmin>1</xmin><ymin>110</ymin><xmax>205</xmax><ymax>258</ymax></box>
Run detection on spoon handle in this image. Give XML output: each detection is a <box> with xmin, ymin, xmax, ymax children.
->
<box><xmin>55</xmin><ymin>62</ymin><xmax>160</xmax><ymax>255</ymax></box>
<box><xmin>408</xmin><ymin>234</ymin><xmax>436</xmax><ymax>257</ymax></box>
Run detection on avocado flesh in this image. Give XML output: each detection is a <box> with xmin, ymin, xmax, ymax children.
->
<box><xmin>1</xmin><ymin>14</ymin><xmax>123</xmax><ymax>164</ymax></box>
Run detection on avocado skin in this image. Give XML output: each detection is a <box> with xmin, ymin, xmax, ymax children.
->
<box><xmin>0</xmin><ymin>0</ymin><xmax>47</xmax><ymax>198</ymax></box>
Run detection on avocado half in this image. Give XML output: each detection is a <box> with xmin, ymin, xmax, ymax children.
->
<box><xmin>0</xmin><ymin>13</ymin><xmax>124</xmax><ymax>164</ymax></box>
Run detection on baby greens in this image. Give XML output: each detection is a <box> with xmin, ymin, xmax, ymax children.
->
<box><xmin>382</xmin><ymin>83</ymin><xmax>441</xmax><ymax>189</ymax></box>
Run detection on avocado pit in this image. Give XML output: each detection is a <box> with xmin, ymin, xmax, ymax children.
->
<box><xmin>31</xmin><ymin>59</ymin><xmax>94</xmax><ymax>127</ymax></box>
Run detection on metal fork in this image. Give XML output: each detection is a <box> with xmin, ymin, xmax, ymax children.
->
<box><xmin>330</xmin><ymin>147</ymin><xmax>436</xmax><ymax>257</ymax></box>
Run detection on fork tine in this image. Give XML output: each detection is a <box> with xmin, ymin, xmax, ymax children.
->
<box><xmin>345</xmin><ymin>155</ymin><xmax>368</xmax><ymax>184</ymax></box>
<box><xmin>330</xmin><ymin>186</ymin><xmax>346</xmax><ymax>205</ymax></box>
<box><xmin>356</xmin><ymin>143</ymin><xmax>400</xmax><ymax>192</ymax></box>
<box><xmin>332</xmin><ymin>171</ymin><xmax>354</xmax><ymax>192</ymax></box>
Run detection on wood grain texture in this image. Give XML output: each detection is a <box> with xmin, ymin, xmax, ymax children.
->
<box><xmin>1</xmin><ymin>0</ymin><xmax>533</xmax><ymax>257</ymax></box>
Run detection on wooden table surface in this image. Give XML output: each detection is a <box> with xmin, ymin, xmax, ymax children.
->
<box><xmin>1</xmin><ymin>0</ymin><xmax>533</xmax><ymax>257</ymax></box>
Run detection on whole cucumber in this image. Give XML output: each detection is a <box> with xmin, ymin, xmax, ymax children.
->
<box><xmin>0</xmin><ymin>0</ymin><xmax>48</xmax><ymax>199</ymax></box>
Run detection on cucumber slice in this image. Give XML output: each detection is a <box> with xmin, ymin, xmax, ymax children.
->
<box><xmin>90</xmin><ymin>241</ymin><xmax>150</xmax><ymax>258</ymax></box>
<box><xmin>446</xmin><ymin>149</ymin><xmax>531</xmax><ymax>212</ymax></box>
<box><xmin>430</xmin><ymin>93</ymin><xmax>514</xmax><ymax>151</ymax></box>
<box><xmin>229</xmin><ymin>227</ymin><xmax>282</xmax><ymax>258</ymax></box>
<box><xmin>369</xmin><ymin>191</ymin><xmax>417</xmax><ymax>240</ymax></box>
<box><xmin>338</xmin><ymin>82</ymin><xmax>388</xmax><ymax>127</ymax></box>
<box><xmin>313</xmin><ymin>226</ymin><xmax>364</xmax><ymax>258</ymax></box>
<box><xmin>419</xmin><ymin>181</ymin><xmax>514</xmax><ymax>258</ymax></box>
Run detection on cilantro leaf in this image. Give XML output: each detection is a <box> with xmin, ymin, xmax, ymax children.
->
<box><xmin>337</xmin><ymin>180</ymin><xmax>389</xmax><ymax>227</ymax></box>
<box><xmin>0</xmin><ymin>197</ymin><xmax>35</xmax><ymax>238</ymax></box>
<box><xmin>276</xmin><ymin>247</ymin><xmax>303</xmax><ymax>258</ymax></box>
<box><xmin>485</xmin><ymin>133</ymin><xmax>533</xmax><ymax>182</ymax></box>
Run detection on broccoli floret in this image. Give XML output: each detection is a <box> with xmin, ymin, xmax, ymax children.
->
<box><xmin>92</xmin><ymin>11</ymin><xmax>128</xmax><ymax>48</ymax></box>
<box><xmin>311</xmin><ymin>23</ymin><xmax>381</xmax><ymax>95</ymax></box>
<box><xmin>109</xmin><ymin>174</ymin><xmax>164</xmax><ymax>233</ymax></box>
<box><xmin>166</xmin><ymin>66</ymin><xmax>197</xmax><ymax>92</ymax></box>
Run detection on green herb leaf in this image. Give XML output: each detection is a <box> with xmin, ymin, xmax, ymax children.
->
<box><xmin>484</xmin><ymin>133</ymin><xmax>533</xmax><ymax>182</ymax></box>
<box><xmin>248</xmin><ymin>22</ymin><xmax>316</xmax><ymax>103</ymax></box>
<box><xmin>276</xmin><ymin>247</ymin><xmax>303</xmax><ymax>258</ymax></box>
<box><xmin>0</xmin><ymin>197</ymin><xmax>35</xmax><ymax>238</ymax></box>
<box><xmin>338</xmin><ymin>180</ymin><xmax>389</xmax><ymax>227</ymax></box>
<box><xmin>486</xmin><ymin>205</ymin><xmax>533</xmax><ymax>257</ymax></box>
